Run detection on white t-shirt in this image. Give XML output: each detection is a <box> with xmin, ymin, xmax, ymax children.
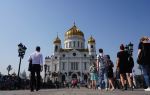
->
<box><xmin>29</xmin><ymin>51</ymin><xmax>43</xmax><ymax>65</ymax></box>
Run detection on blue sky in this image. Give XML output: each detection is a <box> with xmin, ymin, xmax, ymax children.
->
<box><xmin>0</xmin><ymin>0</ymin><xmax>150</xmax><ymax>76</ymax></box>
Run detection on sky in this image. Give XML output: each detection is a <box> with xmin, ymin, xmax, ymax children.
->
<box><xmin>0</xmin><ymin>0</ymin><xmax>150</xmax><ymax>77</ymax></box>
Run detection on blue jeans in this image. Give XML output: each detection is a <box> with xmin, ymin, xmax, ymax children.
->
<box><xmin>141</xmin><ymin>65</ymin><xmax>150</xmax><ymax>87</ymax></box>
<box><xmin>98</xmin><ymin>68</ymin><xmax>108</xmax><ymax>89</ymax></box>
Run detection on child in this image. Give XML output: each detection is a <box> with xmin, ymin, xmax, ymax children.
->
<box><xmin>89</xmin><ymin>62</ymin><xmax>97</xmax><ymax>89</ymax></box>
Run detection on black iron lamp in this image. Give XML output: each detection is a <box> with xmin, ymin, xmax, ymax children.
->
<box><xmin>44</xmin><ymin>64</ymin><xmax>47</xmax><ymax>82</ymax></box>
<box><xmin>128</xmin><ymin>42</ymin><xmax>133</xmax><ymax>53</ymax></box>
<box><xmin>17</xmin><ymin>43</ymin><xmax>27</xmax><ymax>78</ymax></box>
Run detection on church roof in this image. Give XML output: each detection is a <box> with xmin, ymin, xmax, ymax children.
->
<box><xmin>65</xmin><ymin>23</ymin><xmax>84</xmax><ymax>37</ymax></box>
<box><xmin>53</xmin><ymin>36</ymin><xmax>61</xmax><ymax>44</ymax></box>
<box><xmin>88</xmin><ymin>36</ymin><xmax>95</xmax><ymax>44</ymax></box>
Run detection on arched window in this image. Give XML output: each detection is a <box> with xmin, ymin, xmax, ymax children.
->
<box><xmin>55</xmin><ymin>45</ymin><xmax>58</xmax><ymax>52</ymax></box>
<box><xmin>66</xmin><ymin>43</ymin><xmax>68</xmax><ymax>48</ymax></box>
<box><xmin>81</xmin><ymin>42</ymin><xmax>83</xmax><ymax>48</ymax></box>
<box><xmin>69</xmin><ymin>42</ymin><xmax>71</xmax><ymax>48</ymax></box>
<box><xmin>71</xmin><ymin>62</ymin><xmax>78</xmax><ymax>70</ymax></box>
<box><xmin>84</xmin><ymin>62</ymin><xmax>87</xmax><ymax>70</ymax></box>
<box><xmin>66</xmin><ymin>42</ymin><xmax>69</xmax><ymax>48</ymax></box>
<box><xmin>55</xmin><ymin>64</ymin><xmax>57</xmax><ymax>71</ymax></box>
<box><xmin>62</xmin><ymin>62</ymin><xmax>65</xmax><ymax>70</ymax></box>
<box><xmin>73</xmin><ymin>41</ymin><xmax>75</xmax><ymax>47</ymax></box>
<box><xmin>78</xmin><ymin>41</ymin><xmax>80</xmax><ymax>48</ymax></box>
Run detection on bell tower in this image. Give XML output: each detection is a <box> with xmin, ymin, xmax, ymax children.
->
<box><xmin>88</xmin><ymin>36</ymin><xmax>96</xmax><ymax>56</ymax></box>
<box><xmin>53</xmin><ymin>35</ymin><xmax>61</xmax><ymax>54</ymax></box>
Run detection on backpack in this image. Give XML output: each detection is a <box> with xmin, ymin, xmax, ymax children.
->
<box><xmin>137</xmin><ymin>43</ymin><xmax>150</xmax><ymax>65</ymax></box>
<box><xmin>89</xmin><ymin>65</ymin><xmax>96</xmax><ymax>73</ymax></box>
<box><xmin>98</xmin><ymin>55</ymin><xmax>105</xmax><ymax>68</ymax></box>
<box><xmin>107</xmin><ymin>60</ymin><xmax>113</xmax><ymax>69</ymax></box>
<box><xmin>142</xmin><ymin>43</ymin><xmax>150</xmax><ymax>65</ymax></box>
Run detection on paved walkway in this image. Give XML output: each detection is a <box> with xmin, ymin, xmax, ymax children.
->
<box><xmin>0</xmin><ymin>88</ymin><xmax>149</xmax><ymax>95</ymax></box>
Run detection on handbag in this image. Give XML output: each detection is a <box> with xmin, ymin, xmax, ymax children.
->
<box><xmin>28</xmin><ymin>59</ymin><xmax>32</xmax><ymax>71</ymax></box>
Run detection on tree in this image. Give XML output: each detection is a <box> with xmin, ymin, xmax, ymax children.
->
<box><xmin>7</xmin><ymin>65</ymin><xmax>12</xmax><ymax>75</ymax></box>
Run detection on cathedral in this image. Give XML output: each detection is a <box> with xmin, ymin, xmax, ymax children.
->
<box><xmin>45</xmin><ymin>24</ymin><xmax>96</xmax><ymax>83</ymax></box>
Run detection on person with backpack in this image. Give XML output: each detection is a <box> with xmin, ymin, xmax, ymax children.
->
<box><xmin>105</xmin><ymin>55</ymin><xmax>115</xmax><ymax>91</ymax></box>
<box><xmin>89</xmin><ymin>62</ymin><xmax>97</xmax><ymax>89</ymax></box>
<box><xmin>114</xmin><ymin>68</ymin><xmax>121</xmax><ymax>89</ymax></box>
<box><xmin>138</xmin><ymin>36</ymin><xmax>150</xmax><ymax>91</ymax></box>
<box><xmin>97</xmin><ymin>48</ymin><xmax>107</xmax><ymax>90</ymax></box>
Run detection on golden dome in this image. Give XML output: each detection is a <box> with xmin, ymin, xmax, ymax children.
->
<box><xmin>53</xmin><ymin>36</ymin><xmax>61</xmax><ymax>44</ymax></box>
<box><xmin>88</xmin><ymin>36</ymin><xmax>95</xmax><ymax>44</ymax></box>
<box><xmin>65</xmin><ymin>24</ymin><xmax>84</xmax><ymax>37</ymax></box>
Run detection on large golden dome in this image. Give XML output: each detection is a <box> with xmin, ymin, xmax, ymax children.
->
<box><xmin>88</xmin><ymin>36</ymin><xmax>95</xmax><ymax>44</ymax></box>
<box><xmin>53</xmin><ymin>36</ymin><xmax>61</xmax><ymax>44</ymax></box>
<box><xmin>65</xmin><ymin>24</ymin><xmax>84</xmax><ymax>37</ymax></box>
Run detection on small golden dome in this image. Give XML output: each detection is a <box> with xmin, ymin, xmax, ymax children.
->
<box><xmin>65</xmin><ymin>24</ymin><xmax>84</xmax><ymax>37</ymax></box>
<box><xmin>88</xmin><ymin>36</ymin><xmax>95</xmax><ymax>44</ymax></box>
<box><xmin>53</xmin><ymin>36</ymin><xmax>61</xmax><ymax>44</ymax></box>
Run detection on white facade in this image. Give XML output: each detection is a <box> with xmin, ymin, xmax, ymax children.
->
<box><xmin>45</xmin><ymin>24</ymin><xmax>96</xmax><ymax>83</ymax></box>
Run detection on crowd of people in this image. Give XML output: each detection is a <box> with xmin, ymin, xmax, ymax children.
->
<box><xmin>89</xmin><ymin>36</ymin><xmax>150</xmax><ymax>92</ymax></box>
<box><xmin>1</xmin><ymin>36</ymin><xmax>149</xmax><ymax>92</ymax></box>
<box><xmin>25</xmin><ymin>36</ymin><xmax>150</xmax><ymax>92</ymax></box>
<box><xmin>0</xmin><ymin>75</ymin><xmax>30</xmax><ymax>90</ymax></box>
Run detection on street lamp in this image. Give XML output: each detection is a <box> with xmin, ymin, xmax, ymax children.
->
<box><xmin>125</xmin><ymin>42</ymin><xmax>133</xmax><ymax>56</ymax></box>
<box><xmin>125</xmin><ymin>45</ymin><xmax>129</xmax><ymax>51</ymax></box>
<box><xmin>128</xmin><ymin>42</ymin><xmax>133</xmax><ymax>53</ymax></box>
<box><xmin>17</xmin><ymin>43</ymin><xmax>27</xmax><ymax>78</ymax></box>
<box><xmin>44</xmin><ymin>64</ymin><xmax>47</xmax><ymax>82</ymax></box>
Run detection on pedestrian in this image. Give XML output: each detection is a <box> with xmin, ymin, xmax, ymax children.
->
<box><xmin>97</xmin><ymin>48</ymin><xmax>107</xmax><ymax>90</ymax></box>
<box><xmin>105</xmin><ymin>55</ymin><xmax>115</xmax><ymax>91</ymax></box>
<box><xmin>28</xmin><ymin>46</ymin><xmax>43</xmax><ymax>92</ymax></box>
<box><xmin>114</xmin><ymin>68</ymin><xmax>121</xmax><ymax>89</ymax></box>
<box><xmin>116</xmin><ymin>44</ymin><xmax>132</xmax><ymax>90</ymax></box>
<box><xmin>132</xmin><ymin>69</ymin><xmax>137</xmax><ymax>88</ymax></box>
<box><xmin>89</xmin><ymin>62</ymin><xmax>97</xmax><ymax>89</ymax></box>
<box><xmin>137</xmin><ymin>36</ymin><xmax>150</xmax><ymax>91</ymax></box>
<box><xmin>126</xmin><ymin>53</ymin><xmax>134</xmax><ymax>90</ymax></box>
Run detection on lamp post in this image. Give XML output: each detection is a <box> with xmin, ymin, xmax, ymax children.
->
<box><xmin>47</xmin><ymin>66</ymin><xmax>51</xmax><ymax>80</ymax></box>
<box><xmin>125</xmin><ymin>42</ymin><xmax>133</xmax><ymax>56</ymax></box>
<box><xmin>125</xmin><ymin>45</ymin><xmax>129</xmax><ymax>51</ymax></box>
<box><xmin>128</xmin><ymin>42</ymin><xmax>133</xmax><ymax>54</ymax></box>
<box><xmin>44</xmin><ymin>64</ymin><xmax>47</xmax><ymax>83</ymax></box>
<box><xmin>17</xmin><ymin>43</ymin><xmax>27</xmax><ymax>78</ymax></box>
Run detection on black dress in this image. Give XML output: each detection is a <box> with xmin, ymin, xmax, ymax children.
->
<box><xmin>106</xmin><ymin>60</ymin><xmax>114</xmax><ymax>78</ymax></box>
<box><xmin>117</xmin><ymin>51</ymin><xmax>129</xmax><ymax>74</ymax></box>
<box><xmin>126</xmin><ymin>56</ymin><xmax>134</xmax><ymax>73</ymax></box>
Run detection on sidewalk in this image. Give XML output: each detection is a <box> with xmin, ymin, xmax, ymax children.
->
<box><xmin>0</xmin><ymin>88</ymin><xmax>149</xmax><ymax>95</ymax></box>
